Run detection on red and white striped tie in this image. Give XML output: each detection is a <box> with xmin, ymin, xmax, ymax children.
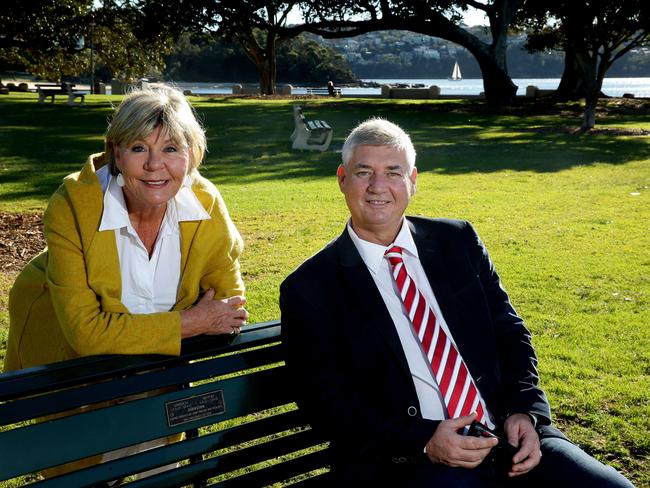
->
<box><xmin>385</xmin><ymin>245</ymin><xmax>494</xmax><ymax>428</ymax></box>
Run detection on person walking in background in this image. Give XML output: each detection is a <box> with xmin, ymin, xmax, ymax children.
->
<box><xmin>327</xmin><ymin>80</ymin><xmax>337</xmax><ymax>97</ymax></box>
<box><xmin>280</xmin><ymin>118</ymin><xmax>632</xmax><ymax>487</ymax></box>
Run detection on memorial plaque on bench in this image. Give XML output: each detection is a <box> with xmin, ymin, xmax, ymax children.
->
<box><xmin>165</xmin><ymin>390</ymin><xmax>225</xmax><ymax>427</ymax></box>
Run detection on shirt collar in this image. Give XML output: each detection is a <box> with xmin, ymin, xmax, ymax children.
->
<box><xmin>347</xmin><ymin>218</ymin><xmax>419</xmax><ymax>274</ymax></box>
<box><xmin>98</xmin><ymin>174</ymin><xmax>211</xmax><ymax>232</ymax></box>
<box><xmin>99</xmin><ymin>174</ymin><xmax>130</xmax><ymax>231</ymax></box>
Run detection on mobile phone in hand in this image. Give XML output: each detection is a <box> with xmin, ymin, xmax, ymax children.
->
<box><xmin>467</xmin><ymin>421</ymin><xmax>518</xmax><ymax>461</ymax></box>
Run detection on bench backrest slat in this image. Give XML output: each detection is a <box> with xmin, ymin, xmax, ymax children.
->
<box><xmin>30</xmin><ymin>409</ymin><xmax>317</xmax><ymax>488</ymax></box>
<box><xmin>0</xmin><ymin>322</ymin><xmax>281</xmax><ymax>401</ymax></box>
<box><xmin>0</xmin><ymin>365</ymin><xmax>295</xmax><ymax>479</ymax></box>
<box><xmin>1</xmin><ymin>342</ymin><xmax>284</xmax><ymax>424</ymax></box>
<box><xmin>218</xmin><ymin>449</ymin><xmax>331</xmax><ymax>488</ymax></box>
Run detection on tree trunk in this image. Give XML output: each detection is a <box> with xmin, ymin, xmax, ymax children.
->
<box><xmin>575</xmin><ymin>51</ymin><xmax>601</xmax><ymax>130</ymax></box>
<box><xmin>582</xmin><ymin>96</ymin><xmax>597</xmax><ymax>130</ymax></box>
<box><xmin>261</xmin><ymin>33</ymin><xmax>277</xmax><ymax>95</ymax></box>
<box><xmin>422</xmin><ymin>0</ymin><xmax>519</xmax><ymax>106</ymax></box>
<box><xmin>473</xmin><ymin>50</ymin><xmax>518</xmax><ymax>105</ymax></box>
<box><xmin>556</xmin><ymin>47</ymin><xmax>586</xmax><ymax>100</ymax></box>
<box><xmin>237</xmin><ymin>30</ymin><xmax>278</xmax><ymax>95</ymax></box>
<box><xmin>258</xmin><ymin>60</ymin><xmax>273</xmax><ymax>95</ymax></box>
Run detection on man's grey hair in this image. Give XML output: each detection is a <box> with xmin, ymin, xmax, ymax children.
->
<box><xmin>341</xmin><ymin>118</ymin><xmax>416</xmax><ymax>171</ymax></box>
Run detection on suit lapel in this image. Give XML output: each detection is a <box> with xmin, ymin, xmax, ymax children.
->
<box><xmin>334</xmin><ymin>229</ymin><xmax>412</xmax><ymax>379</ymax></box>
<box><xmin>409</xmin><ymin>219</ymin><xmax>458</xmax><ymax>324</ymax></box>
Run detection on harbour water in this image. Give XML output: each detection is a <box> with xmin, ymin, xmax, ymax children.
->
<box><xmin>172</xmin><ymin>77</ymin><xmax>650</xmax><ymax>98</ymax></box>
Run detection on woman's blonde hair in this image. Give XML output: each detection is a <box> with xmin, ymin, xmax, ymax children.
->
<box><xmin>105</xmin><ymin>86</ymin><xmax>206</xmax><ymax>175</ymax></box>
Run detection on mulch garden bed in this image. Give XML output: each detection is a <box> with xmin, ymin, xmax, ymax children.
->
<box><xmin>0</xmin><ymin>212</ymin><xmax>45</xmax><ymax>273</ymax></box>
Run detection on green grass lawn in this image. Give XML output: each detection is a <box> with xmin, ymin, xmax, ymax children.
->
<box><xmin>0</xmin><ymin>92</ymin><xmax>648</xmax><ymax>485</ymax></box>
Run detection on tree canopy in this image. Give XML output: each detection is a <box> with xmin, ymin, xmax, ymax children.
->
<box><xmin>143</xmin><ymin>0</ymin><xmax>306</xmax><ymax>94</ymax></box>
<box><xmin>0</xmin><ymin>0</ymin><xmax>91</xmax><ymax>80</ymax></box>
<box><xmin>163</xmin><ymin>32</ymin><xmax>358</xmax><ymax>83</ymax></box>
<box><xmin>281</xmin><ymin>0</ymin><xmax>522</xmax><ymax>105</ymax></box>
<box><xmin>0</xmin><ymin>0</ymin><xmax>173</xmax><ymax>81</ymax></box>
<box><xmin>521</xmin><ymin>0</ymin><xmax>649</xmax><ymax>129</ymax></box>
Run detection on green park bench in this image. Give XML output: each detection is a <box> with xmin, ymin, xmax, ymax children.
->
<box><xmin>0</xmin><ymin>320</ymin><xmax>331</xmax><ymax>487</ymax></box>
<box><xmin>36</xmin><ymin>83</ymin><xmax>85</xmax><ymax>106</ymax></box>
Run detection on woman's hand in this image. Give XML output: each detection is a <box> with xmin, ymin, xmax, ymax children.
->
<box><xmin>180</xmin><ymin>289</ymin><xmax>248</xmax><ymax>338</ymax></box>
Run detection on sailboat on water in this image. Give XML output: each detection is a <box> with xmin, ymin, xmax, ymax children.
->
<box><xmin>449</xmin><ymin>61</ymin><xmax>462</xmax><ymax>81</ymax></box>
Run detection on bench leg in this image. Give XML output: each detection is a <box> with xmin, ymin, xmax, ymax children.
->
<box><xmin>292</xmin><ymin>129</ymin><xmax>333</xmax><ymax>151</ymax></box>
<box><xmin>68</xmin><ymin>94</ymin><xmax>85</xmax><ymax>106</ymax></box>
<box><xmin>308</xmin><ymin>130</ymin><xmax>333</xmax><ymax>151</ymax></box>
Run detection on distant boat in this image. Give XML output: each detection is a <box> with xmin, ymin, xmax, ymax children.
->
<box><xmin>449</xmin><ymin>61</ymin><xmax>462</xmax><ymax>81</ymax></box>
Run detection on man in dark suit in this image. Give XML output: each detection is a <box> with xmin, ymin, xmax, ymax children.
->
<box><xmin>280</xmin><ymin>118</ymin><xmax>632</xmax><ymax>487</ymax></box>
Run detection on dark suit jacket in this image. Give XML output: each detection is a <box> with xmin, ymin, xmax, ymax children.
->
<box><xmin>280</xmin><ymin>217</ymin><xmax>563</xmax><ymax>481</ymax></box>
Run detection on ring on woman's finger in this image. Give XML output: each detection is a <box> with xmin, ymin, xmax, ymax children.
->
<box><xmin>230</xmin><ymin>328</ymin><xmax>236</xmax><ymax>335</ymax></box>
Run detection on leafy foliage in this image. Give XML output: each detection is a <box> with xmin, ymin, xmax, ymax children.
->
<box><xmin>89</xmin><ymin>4</ymin><xmax>173</xmax><ymax>81</ymax></box>
<box><xmin>0</xmin><ymin>0</ymin><xmax>91</xmax><ymax>80</ymax></box>
<box><xmin>520</xmin><ymin>0</ymin><xmax>650</xmax><ymax>129</ymax></box>
<box><xmin>0</xmin><ymin>0</ymin><xmax>173</xmax><ymax>81</ymax></box>
<box><xmin>164</xmin><ymin>32</ymin><xmax>357</xmax><ymax>83</ymax></box>
<box><xmin>289</xmin><ymin>0</ymin><xmax>521</xmax><ymax>105</ymax></box>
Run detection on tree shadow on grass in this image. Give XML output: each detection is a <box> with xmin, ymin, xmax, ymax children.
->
<box><xmin>198</xmin><ymin>100</ymin><xmax>650</xmax><ymax>182</ymax></box>
<box><xmin>1</xmin><ymin>96</ymin><xmax>649</xmax><ymax>204</ymax></box>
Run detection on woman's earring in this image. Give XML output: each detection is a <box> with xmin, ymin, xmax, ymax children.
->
<box><xmin>116</xmin><ymin>173</ymin><xmax>125</xmax><ymax>187</ymax></box>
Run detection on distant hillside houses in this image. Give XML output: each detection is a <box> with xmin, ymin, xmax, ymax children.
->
<box><xmin>306</xmin><ymin>28</ymin><xmax>650</xmax><ymax>79</ymax></box>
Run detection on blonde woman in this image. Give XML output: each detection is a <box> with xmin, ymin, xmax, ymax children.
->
<box><xmin>5</xmin><ymin>86</ymin><xmax>247</xmax><ymax>371</ymax></box>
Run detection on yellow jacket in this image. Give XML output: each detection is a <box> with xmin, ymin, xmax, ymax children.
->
<box><xmin>4</xmin><ymin>153</ymin><xmax>244</xmax><ymax>372</ymax></box>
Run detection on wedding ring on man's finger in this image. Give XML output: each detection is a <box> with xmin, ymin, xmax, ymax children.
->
<box><xmin>230</xmin><ymin>328</ymin><xmax>236</xmax><ymax>335</ymax></box>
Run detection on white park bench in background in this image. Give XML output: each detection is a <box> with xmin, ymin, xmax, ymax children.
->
<box><xmin>36</xmin><ymin>82</ymin><xmax>85</xmax><ymax>106</ymax></box>
<box><xmin>290</xmin><ymin>105</ymin><xmax>333</xmax><ymax>151</ymax></box>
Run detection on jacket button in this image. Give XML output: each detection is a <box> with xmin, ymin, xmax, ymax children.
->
<box><xmin>407</xmin><ymin>406</ymin><xmax>417</xmax><ymax>417</ymax></box>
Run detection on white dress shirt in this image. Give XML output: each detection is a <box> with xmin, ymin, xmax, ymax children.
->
<box><xmin>347</xmin><ymin>220</ymin><xmax>492</xmax><ymax>423</ymax></box>
<box><xmin>96</xmin><ymin>165</ymin><xmax>211</xmax><ymax>314</ymax></box>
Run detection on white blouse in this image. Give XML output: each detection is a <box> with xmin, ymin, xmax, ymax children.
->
<box><xmin>96</xmin><ymin>165</ymin><xmax>211</xmax><ymax>314</ymax></box>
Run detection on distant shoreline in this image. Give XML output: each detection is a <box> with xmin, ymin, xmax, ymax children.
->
<box><xmin>2</xmin><ymin>74</ymin><xmax>649</xmax><ymax>98</ymax></box>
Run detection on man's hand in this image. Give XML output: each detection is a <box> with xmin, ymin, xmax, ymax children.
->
<box><xmin>425</xmin><ymin>413</ymin><xmax>498</xmax><ymax>468</ymax></box>
<box><xmin>504</xmin><ymin>413</ymin><xmax>541</xmax><ymax>477</ymax></box>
